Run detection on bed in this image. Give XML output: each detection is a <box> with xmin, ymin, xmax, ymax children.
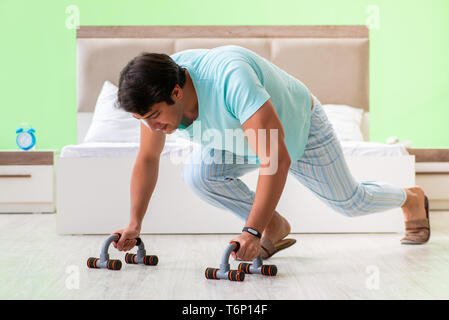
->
<box><xmin>56</xmin><ymin>26</ymin><xmax>415</xmax><ymax>234</ymax></box>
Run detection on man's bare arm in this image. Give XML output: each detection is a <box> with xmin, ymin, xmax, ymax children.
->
<box><xmin>241</xmin><ymin>99</ymin><xmax>291</xmax><ymax>234</ymax></box>
<box><xmin>114</xmin><ymin>121</ymin><xmax>166</xmax><ymax>251</ymax></box>
<box><xmin>129</xmin><ymin>121</ymin><xmax>166</xmax><ymax>230</ymax></box>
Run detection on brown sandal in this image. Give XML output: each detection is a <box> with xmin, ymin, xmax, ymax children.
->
<box><xmin>401</xmin><ymin>195</ymin><xmax>430</xmax><ymax>245</ymax></box>
<box><xmin>260</xmin><ymin>237</ymin><xmax>297</xmax><ymax>259</ymax></box>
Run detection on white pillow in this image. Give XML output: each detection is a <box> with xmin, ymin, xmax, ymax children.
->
<box><xmin>321</xmin><ymin>104</ymin><xmax>364</xmax><ymax>141</ymax></box>
<box><xmin>84</xmin><ymin>81</ymin><xmax>140</xmax><ymax>143</ymax></box>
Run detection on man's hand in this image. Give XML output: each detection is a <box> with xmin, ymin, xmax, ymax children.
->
<box><xmin>230</xmin><ymin>231</ymin><xmax>261</xmax><ymax>261</ymax></box>
<box><xmin>112</xmin><ymin>225</ymin><xmax>140</xmax><ymax>252</ymax></box>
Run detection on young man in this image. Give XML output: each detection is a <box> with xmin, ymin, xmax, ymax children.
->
<box><xmin>113</xmin><ymin>46</ymin><xmax>430</xmax><ymax>261</ymax></box>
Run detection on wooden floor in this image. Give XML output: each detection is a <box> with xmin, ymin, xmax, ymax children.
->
<box><xmin>1</xmin><ymin>211</ymin><xmax>449</xmax><ymax>300</ymax></box>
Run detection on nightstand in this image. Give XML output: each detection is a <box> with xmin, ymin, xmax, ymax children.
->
<box><xmin>0</xmin><ymin>151</ymin><xmax>54</xmax><ymax>213</ymax></box>
<box><xmin>407</xmin><ymin>148</ymin><xmax>449</xmax><ymax>210</ymax></box>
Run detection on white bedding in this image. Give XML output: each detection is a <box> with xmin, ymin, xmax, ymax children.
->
<box><xmin>72</xmin><ymin>81</ymin><xmax>388</xmax><ymax>160</ymax></box>
<box><xmin>60</xmin><ymin>139</ymin><xmax>409</xmax><ymax>159</ymax></box>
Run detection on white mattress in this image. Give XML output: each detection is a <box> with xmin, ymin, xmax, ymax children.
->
<box><xmin>415</xmin><ymin>162</ymin><xmax>449</xmax><ymax>173</ymax></box>
<box><xmin>60</xmin><ymin>139</ymin><xmax>409</xmax><ymax>159</ymax></box>
<box><xmin>337</xmin><ymin>141</ymin><xmax>409</xmax><ymax>157</ymax></box>
<box><xmin>60</xmin><ymin>142</ymin><xmax>141</xmax><ymax>158</ymax></box>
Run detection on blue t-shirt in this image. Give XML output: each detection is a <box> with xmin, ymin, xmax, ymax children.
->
<box><xmin>169</xmin><ymin>45</ymin><xmax>312</xmax><ymax>163</ymax></box>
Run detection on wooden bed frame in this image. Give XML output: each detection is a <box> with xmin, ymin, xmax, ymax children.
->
<box><xmin>56</xmin><ymin>25</ymin><xmax>414</xmax><ymax>234</ymax></box>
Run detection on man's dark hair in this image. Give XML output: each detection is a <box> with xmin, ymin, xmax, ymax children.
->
<box><xmin>118</xmin><ymin>52</ymin><xmax>186</xmax><ymax>115</ymax></box>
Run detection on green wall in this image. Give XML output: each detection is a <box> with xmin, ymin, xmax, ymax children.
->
<box><xmin>1</xmin><ymin>0</ymin><xmax>448</xmax><ymax>151</ymax></box>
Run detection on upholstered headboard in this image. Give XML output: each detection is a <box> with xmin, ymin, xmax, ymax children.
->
<box><xmin>76</xmin><ymin>26</ymin><xmax>370</xmax><ymax>142</ymax></box>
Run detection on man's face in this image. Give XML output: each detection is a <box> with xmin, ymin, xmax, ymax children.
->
<box><xmin>132</xmin><ymin>86</ymin><xmax>184</xmax><ymax>134</ymax></box>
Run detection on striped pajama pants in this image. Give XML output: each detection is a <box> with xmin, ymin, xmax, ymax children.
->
<box><xmin>181</xmin><ymin>94</ymin><xmax>407</xmax><ymax>221</ymax></box>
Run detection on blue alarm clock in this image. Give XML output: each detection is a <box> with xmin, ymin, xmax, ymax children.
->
<box><xmin>16</xmin><ymin>124</ymin><xmax>36</xmax><ymax>151</ymax></box>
